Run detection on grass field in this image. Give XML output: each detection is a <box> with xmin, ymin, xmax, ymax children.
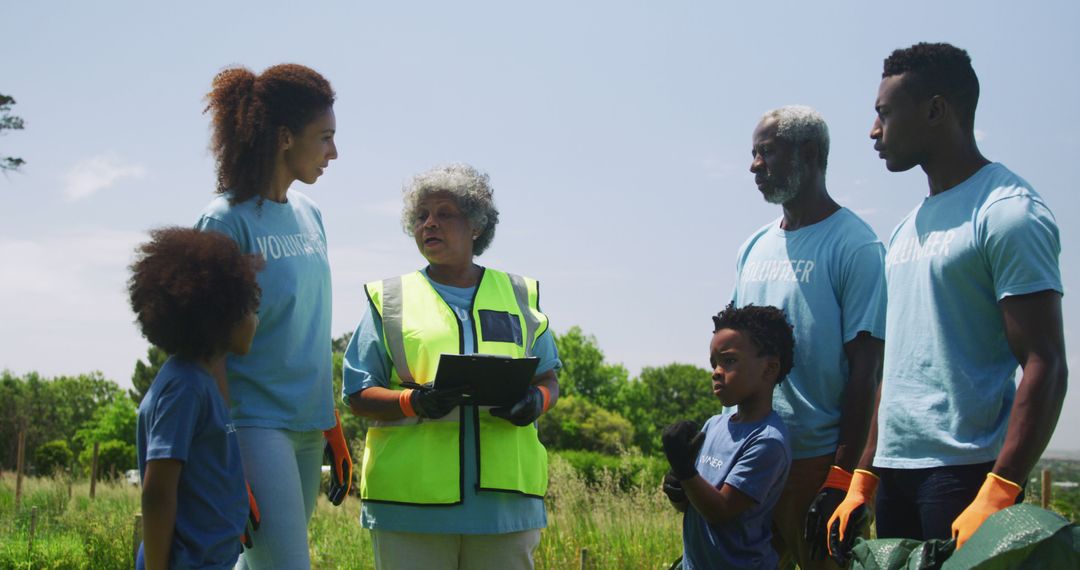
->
<box><xmin>0</xmin><ymin>454</ymin><xmax>683</xmax><ymax>570</ymax></box>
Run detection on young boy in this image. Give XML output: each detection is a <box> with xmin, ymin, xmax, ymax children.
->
<box><xmin>128</xmin><ymin>227</ymin><xmax>263</xmax><ymax>570</ymax></box>
<box><xmin>662</xmin><ymin>302</ymin><xmax>794</xmax><ymax>569</ymax></box>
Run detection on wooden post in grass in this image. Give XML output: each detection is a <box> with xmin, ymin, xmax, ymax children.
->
<box><xmin>132</xmin><ymin>514</ymin><xmax>143</xmax><ymax>570</ymax></box>
<box><xmin>15</xmin><ymin>430</ymin><xmax>25</xmax><ymax>510</ymax></box>
<box><xmin>28</xmin><ymin>506</ymin><xmax>38</xmax><ymax>557</ymax></box>
<box><xmin>90</xmin><ymin>441</ymin><xmax>100</xmax><ymax>499</ymax></box>
<box><xmin>1041</xmin><ymin>469</ymin><xmax>1052</xmax><ymax>509</ymax></box>
<box><xmin>579</xmin><ymin>547</ymin><xmax>588</xmax><ymax>570</ymax></box>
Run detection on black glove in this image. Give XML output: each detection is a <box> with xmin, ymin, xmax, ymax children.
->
<box><xmin>662</xmin><ymin>470</ymin><xmax>688</xmax><ymax>506</ymax></box>
<box><xmin>411</xmin><ymin>386</ymin><xmax>467</xmax><ymax>419</ymax></box>
<box><xmin>805</xmin><ymin>487</ymin><xmax>847</xmax><ymax>561</ymax></box>
<box><xmin>661</xmin><ymin>420</ymin><xmax>705</xmax><ymax>481</ymax></box>
<box><xmin>490</xmin><ymin>386</ymin><xmax>545</xmax><ymax>426</ymax></box>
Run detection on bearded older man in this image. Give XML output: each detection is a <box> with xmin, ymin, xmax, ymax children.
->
<box><xmin>728</xmin><ymin>106</ymin><xmax>887</xmax><ymax>569</ymax></box>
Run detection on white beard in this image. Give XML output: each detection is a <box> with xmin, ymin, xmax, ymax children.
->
<box><xmin>762</xmin><ymin>164</ymin><xmax>802</xmax><ymax>205</ymax></box>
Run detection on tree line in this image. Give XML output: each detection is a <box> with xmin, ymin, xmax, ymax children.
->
<box><xmin>1</xmin><ymin>326</ymin><xmax>718</xmax><ymax>477</ymax></box>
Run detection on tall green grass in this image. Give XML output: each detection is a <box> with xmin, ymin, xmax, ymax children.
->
<box><xmin>1</xmin><ymin>454</ymin><xmax>682</xmax><ymax>569</ymax></box>
<box><xmin>0</xmin><ymin>476</ymin><xmax>139</xmax><ymax>569</ymax></box>
<box><xmin>539</xmin><ymin>455</ymin><xmax>682</xmax><ymax>569</ymax></box>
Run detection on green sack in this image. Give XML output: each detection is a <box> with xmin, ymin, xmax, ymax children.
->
<box><xmin>942</xmin><ymin>504</ymin><xmax>1079</xmax><ymax>569</ymax></box>
<box><xmin>851</xmin><ymin>504</ymin><xmax>1079</xmax><ymax>570</ymax></box>
<box><xmin>851</xmin><ymin>537</ymin><xmax>954</xmax><ymax>570</ymax></box>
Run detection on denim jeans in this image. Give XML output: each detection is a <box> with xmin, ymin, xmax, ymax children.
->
<box><xmin>875</xmin><ymin>461</ymin><xmax>1023</xmax><ymax>541</ymax></box>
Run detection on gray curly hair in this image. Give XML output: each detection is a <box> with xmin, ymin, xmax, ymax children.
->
<box><xmin>761</xmin><ymin>105</ymin><xmax>830</xmax><ymax>170</ymax></box>
<box><xmin>401</xmin><ymin>163</ymin><xmax>500</xmax><ymax>256</ymax></box>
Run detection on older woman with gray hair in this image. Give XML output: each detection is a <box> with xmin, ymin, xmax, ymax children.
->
<box><xmin>343</xmin><ymin>163</ymin><xmax>561</xmax><ymax>569</ymax></box>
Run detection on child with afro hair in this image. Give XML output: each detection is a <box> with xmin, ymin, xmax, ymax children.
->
<box><xmin>662</xmin><ymin>303</ymin><xmax>795</xmax><ymax>569</ymax></box>
<box><xmin>128</xmin><ymin>227</ymin><xmax>263</xmax><ymax>570</ymax></box>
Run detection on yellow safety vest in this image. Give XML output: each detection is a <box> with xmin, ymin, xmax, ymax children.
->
<box><xmin>359</xmin><ymin>268</ymin><xmax>550</xmax><ymax>505</ymax></box>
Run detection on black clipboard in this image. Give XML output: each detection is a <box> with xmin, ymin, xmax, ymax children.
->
<box><xmin>432</xmin><ymin>354</ymin><xmax>539</xmax><ymax>407</ymax></box>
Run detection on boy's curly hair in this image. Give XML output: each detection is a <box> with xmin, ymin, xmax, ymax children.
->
<box><xmin>128</xmin><ymin>227</ymin><xmax>263</xmax><ymax>360</ymax></box>
<box><xmin>712</xmin><ymin>302</ymin><xmax>795</xmax><ymax>384</ymax></box>
<box><xmin>205</xmin><ymin>64</ymin><xmax>335</xmax><ymax>205</ymax></box>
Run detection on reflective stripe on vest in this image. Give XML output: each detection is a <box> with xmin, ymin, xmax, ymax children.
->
<box><xmin>360</xmin><ymin>268</ymin><xmax>549</xmax><ymax>505</ymax></box>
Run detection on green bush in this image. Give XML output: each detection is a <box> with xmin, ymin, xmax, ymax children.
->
<box><xmin>539</xmin><ymin>395</ymin><xmax>634</xmax><ymax>454</ymax></box>
<box><xmin>75</xmin><ymin>398</ymin><xmax>137</xmax><ymax>451</ymax></box>
<box><xmin>78</xmin><ymin>440</ymin><xmax>135</xmax><ymax>479</ymax></box>
<box><xmin>552</xmin><ymin>449</ymin><xmax>668</xmax><ymax>492</ymax></box>
<box><xmin>33</xmin><ymin>440</ymin><xmax>72</xmax><ymax>477</ymax></box>
<box><xmin>621</xmin><ymin>363</ymin><xmax>718</xmax><ymax>455</ymax></box>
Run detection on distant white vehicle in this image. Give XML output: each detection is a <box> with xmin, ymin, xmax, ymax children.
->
<box><xmin>125</xmin><ymin>469</ymin><xmax>140</xmax><ymax>486</ymax></box>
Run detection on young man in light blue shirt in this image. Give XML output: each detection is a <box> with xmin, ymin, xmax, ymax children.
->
<box><xmin>828</xmin><ymin>43</ymin><xmax>1066</xmax><ymax>563</ymax></box>
<box><xmin>732</xmin><ymin>105</ymin><xmax>887</xmax><ymax>569</ymax></box>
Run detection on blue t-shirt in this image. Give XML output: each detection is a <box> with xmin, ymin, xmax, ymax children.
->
<box><xmin>683</xmin><ymin>412</ymin><xmax>791</xmax><ymax>570</ymax></box>
<box><xmin>875</xmin><ymin>163</ymin><xmax>1062</xmax><ymax>469</ymax></box>
<box><xmin>343</xmin><ymin>267</ymin><xmax>562</xmax><ymax>534</ymax></box>
<box><xmin>196</xmin><ymin>191</ymin><xmax>335</xmax><ymax>431</ymax></box>
<box><xmin>136</xmin><ymin>357</ymin><xmax>247</xmax><ymax>570</ymax></box>
<box><xmin>732</xmin><ymin>208</ymin><xmax>887</xmax><ymax>459</ymax></box>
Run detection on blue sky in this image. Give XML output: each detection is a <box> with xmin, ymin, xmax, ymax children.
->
<box><xmin>3</xmin><ymin>1</ymin><xmax>1078</xmax><ymax>450</ymax></box>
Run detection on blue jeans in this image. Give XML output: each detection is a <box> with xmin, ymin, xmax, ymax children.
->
<box><xmin>235</xmin><ymin>427</ymin><xmax>324</xmax><ymax>570</ymax></box>
<box><xmin>875</xmin><ymin>461</ymin><xmax>1023</xmax><ymax>541</ymax></box>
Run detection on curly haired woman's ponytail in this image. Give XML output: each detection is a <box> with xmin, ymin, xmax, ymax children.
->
<box><xmin>205</xmin><ymin>64</ymin><xmax>334</xmax><ymax>204</ymax></box>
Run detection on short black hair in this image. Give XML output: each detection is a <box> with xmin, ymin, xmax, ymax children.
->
<box><xmin>883</xmin><ymin>42</ymin><xmax>980</xmax><ymax>130</ymax></box>
<box><xmin>712</xmin><ymin>302</ymin><xmax>795</xmax><ymax>384</ymax></box>
<box><xmin>128</xmin><ymin>227</ymin><xmax>263</xmax><ymax>360</ymax></box>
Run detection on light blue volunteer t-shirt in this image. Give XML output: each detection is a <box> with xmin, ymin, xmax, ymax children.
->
<box><xmin>196</xmin><ymin>191</ymin><xmax>335</xmax><ymax>431</ymax></box>
<box><xmin>137</xmin><ymin>357</ymin><xmax>247</xmax><ymax>570</ymax></box>
<box><xmin>343</xmin><ymin>267</ymin><xmax>562</xmax><ymax>534</ymax></box>
<box><xmin>683</xmin><ymin>412</ymin><xmax>791</xmax><ymax>570</ymax></box>
<box><xmin>875</xmin><ymin>163</ymin><xmax>1062</xmax><ymax>469</ymax></box>
<box><xmin>732</xmin><ymin>208</ymin><xmax>887</xmax><ymax>459</ymax></box>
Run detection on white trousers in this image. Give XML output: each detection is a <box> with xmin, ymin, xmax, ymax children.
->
<box><xmin>371</xmin><ymin>528</ymin><xmax>541</xmax><ymax>570</ymax></box>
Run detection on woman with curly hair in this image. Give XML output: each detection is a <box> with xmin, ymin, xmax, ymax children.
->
<box><xmin>343</xmin><ymin>163</ymin><xmax>562</xmax><ymax>569</ymax></box>
<box><xmin>195</xmin><ymin>63</ymin><xmax>342</xmax><ymax>569</ymax></box>
<box><xmin>129</xmin><ymin>227</ymin><xmax>263</xmax><ymax>570</ymax></box>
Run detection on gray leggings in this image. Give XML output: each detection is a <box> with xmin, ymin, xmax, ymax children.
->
<box><xmin>235</xmin><ymin>427</ymin><xmax>324</xmax><ymax>570</ymax></box>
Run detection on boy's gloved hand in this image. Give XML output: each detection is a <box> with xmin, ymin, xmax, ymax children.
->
<box><xmin>827</xmin><ymin>469</ymin><xmax>879</xmax><ymax>566</ymax></box>
<box><xmin>491</xmin><ymin>386</ymin><xmax>550</xmax><ymax>426</ymax></box>
<box><xmin>662</xmin><ymin>420</ymin><xmax>705</xmax><ymax>481</ymax></box>
<box><xmin>951</xmin><ymin>472</ymin><xmax>1021</xmax><ymax>549</ymax></box>
<box><xmin>241</xmin><ymin>480</ymin><xmax>260</xmax><ymax>549</ymax></box>
<box><xmin>805</xmin><ymin>465</ymin><xmax>853</xmax><ymax>560</ymax></box>
<box><xmin>407</xmin><ymin>385</ymin><xmax>468</xmax><ymax>419</ymax></box>
<box><xmin>662</xmin><ymin>470</ymin><xmax>688</xmax><ymax>505</ymax></box>
<box><xmin>322</xmin><ymin>409</ymin><xmax>353</xmax><ymax>506</ymax></box>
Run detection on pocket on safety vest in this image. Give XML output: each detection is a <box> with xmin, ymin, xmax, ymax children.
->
<box><xmin>478</xmin><ymin>310</ymin><xmax>523</xmax><ymax>345</ymax></box>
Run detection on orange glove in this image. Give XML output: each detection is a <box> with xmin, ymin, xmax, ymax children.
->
<box><xmin>826</xmin><ymin>469</ymin><xmax>878</xmax><ymax>565</ymax></box>
<box><xmin>951</xmin><ymin>472</ymin><xmax>1021</xmax><ymax>549</ymax></box>
<box><xmin>322</xmin><ymin>409</ymin><xmax>353</xmax><ymax>506</ymax></box>
<box><xmin>241</xmin><ymin>480</ymin><xmax>261</xmax><ymax>549</ymax></box>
